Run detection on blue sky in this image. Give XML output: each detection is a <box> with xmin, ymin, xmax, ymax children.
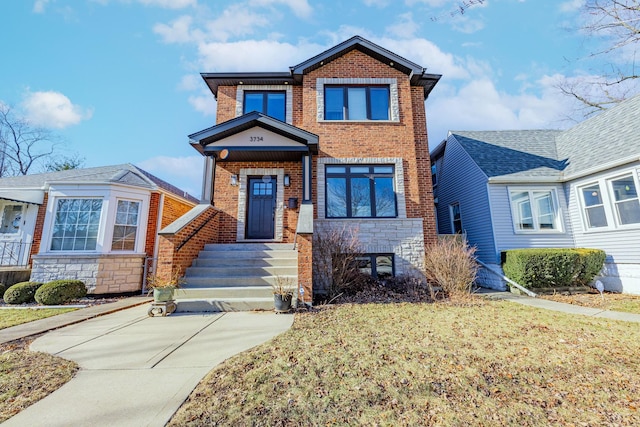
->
<box><xmin>1</xmin><ymin>0</ymin><xmax>609</xmax><ymax>197</ymax></box>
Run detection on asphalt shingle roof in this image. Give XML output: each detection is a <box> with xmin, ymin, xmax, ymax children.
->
<box><xmin>447</xmin><ymin>93</ymin><xmax>640</xmax><ymax>181</ymax></box>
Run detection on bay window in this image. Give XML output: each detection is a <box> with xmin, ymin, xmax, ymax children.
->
<box><xmin>111</xmin><ymin>200</ymin><xmax>140</xmax><ymax>251</ymax></box>
<box><xmin>51</xmin><ymin>198</ymin><xmax>103</xmax><ymax>251</ymax></box>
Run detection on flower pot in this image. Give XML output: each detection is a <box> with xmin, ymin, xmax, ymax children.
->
<box><xmin>273</xmin><ymin>293</ymin><xmax>292</xmax><ymax>312</ymax></box>
<box><xmin>153</xmin><ymin>287</ymin><xmax>175</xmax><ymax>302</ymax></box>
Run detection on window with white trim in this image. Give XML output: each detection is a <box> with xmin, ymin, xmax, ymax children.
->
<box><xmin>610</xmin><ymin>174</ymin><xmax>640</xmax><ymax>225</ymax></box>
<box><xmin>578</xmin><ymin>173</ymin><xmax>640</xmax><ymax>231</ymax></box>
<box><xmin>509</xmin><ymin>189</ymin><xmax>559</xmax><ymax>232</ymax></box>
<box><xmin>51</xmin><ymin>198</ymin><xmax>103</xmax><ymax>251</ymax></box>
<box><xmin>0</xmin><ymin>205</ymin><xmax>23</xmax><ymax>234</ymax></box>
<box><xmin>580</xmin><ymin>183</ymin><xmax>608</xmax><ymax>229</ymax></box>
<box><xmin>111</xmin><ymin>200</ymin><xmax>140</xmax><ymax>251</ymax></box>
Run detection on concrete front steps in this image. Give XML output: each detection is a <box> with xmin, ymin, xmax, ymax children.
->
<box><xmin>175</xmin><ymin>243</ymin><xmax>298</xmax><ymax>312</ymax></box>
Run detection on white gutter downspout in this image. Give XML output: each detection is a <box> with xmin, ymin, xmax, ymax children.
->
<box><xmin>476</xmin><ymin>259</ymin><xmax>538</xmax><ymax>298</ymax></box>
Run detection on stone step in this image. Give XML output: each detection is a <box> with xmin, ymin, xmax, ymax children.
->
<box><xmin>195</xmin><ymin>250</ymin><xmax>297</xmax><ymax>260</ymax></box>
<box><xmin>184</xmin><ymin>275</ymin><xmax>297</xmax><ymax>288</ymax></box>
<box><xmin>185</xmin><ymin>265</ymin><xmax>298</xmax><ymax>278</ymax></box>
<box><xmin>203</xmin><ymin>243</ymin><xmax>295</xmax><ymax>251</ymax></box>
<box><xmin>175</xmin><ymin>286</ymin><xmax>274</xmax><ymax>299</ymax></box>
<box><xmin>192</xmin><ymin>257</ymin><xmax>298</xmax><ymax>268</ymax></box>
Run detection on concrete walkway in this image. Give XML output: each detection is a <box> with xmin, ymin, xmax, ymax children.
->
<box><xmin>2</xmin><ymin>304</ymin><xmax>294</xmax><ymax>427</ymax></box>
<box><xmin>480</xmin><ymin>289</ymin><xmax>640</xmax><ymax>323</ymax></box>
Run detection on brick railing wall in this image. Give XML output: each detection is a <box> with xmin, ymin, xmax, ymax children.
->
<box><xmin>156</xmin><ymin>205</ymin><xmax>220</xmax><ymax>280</ymax></box>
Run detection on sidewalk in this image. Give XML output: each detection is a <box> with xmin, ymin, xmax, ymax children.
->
<box><xmin>2</xmin><ymin>304</ymin><xmax>294</xmax><ymax>427</ymax></box>
<box><xmin>479</xmin><ymin>289</ymin><xmax>640</xmax><ymax>323</ymax></box>
<box><xmin>0</xmin><ymin>296</ymin><xmax>152</xmax><ymax>345</ymax></box>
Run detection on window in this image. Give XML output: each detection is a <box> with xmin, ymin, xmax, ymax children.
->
<box><xmin>449</xmin><ymin>203</ymin><xmax>462</xmax><ymax>234</ymax></box>
<box><xmin>324</xmin><ymin>86</ymin><xmax>390</xmax><ymax>120</ymax></box>
<box><xmin>0</xmin><ymin>205</ymin><xmax>23</xmax><ymax>234</ymax></box>
<box><xmin>355</xmin><ymin>254</ymin><xmax>394</xmax><ymax>279</ymax></box>
<box><xmin>243</xmin><ymin>91</ymin><xmax>285</xmax><ymax>121</ymax></box>
<box><xmin>111</xmin><ymin>200</ymin><xmax>140</xmax><ymax>251</ymax></box>
<box><xmin>580</xmin><ymin>183</ymin><xmax>608</xmax><ymax>229</ymax></box>
<box><xmin>610</xmin><ymin>175</ymin><xmax>640</xmax><ymax>226</ymax></box>
<box><xmin>326</xmin><ymin>165</ymin><xmax>396</xmax><ymax>218</ymax></box>
<box><xmin>509</xmin><ymin>189</ymin><xmax>559</xmax><ymax>232</ymax></box>
<box><xmin>51</xmin><ymin>198</ymin><xmax>103</xmax><ymax>251</ymax></box>
<box><xmin>431</xmin><ymin>164</ymin><xmax>437</xmax><ymax>186</ymax></box>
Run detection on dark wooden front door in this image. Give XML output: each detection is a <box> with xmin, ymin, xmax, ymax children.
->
<box><xmin>246</xmin><ymin>177</ymin><xmax>276</xmax><ymax>239</ymax></box>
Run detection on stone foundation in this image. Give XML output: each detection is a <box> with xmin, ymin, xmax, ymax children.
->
<box><xmin>30</xmin><ymin>253</ymin><xmax>145</xmax><ymax>294</ymax></box>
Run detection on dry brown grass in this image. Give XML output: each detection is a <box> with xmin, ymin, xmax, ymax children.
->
<box><xmin>0</xmin><ymin>338</ymin><xmax>78</xmax><ymax>423</ymax></box>
<box><xmin>541</xmin><ymin>291</ymin><xmax>640</xmax><ymax>314</ymax></box>
<box><xmin>0</xmin><ymin>308</ymin><xmax>77</xmax><ymax>330</ymax></box>
<box><xmin>169</xmin><ymin>298</ymin><xmax>640</xmax><ymax>426</ymax></box>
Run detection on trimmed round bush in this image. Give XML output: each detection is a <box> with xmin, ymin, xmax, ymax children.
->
<box><xmin>35</xmin><ymin>280</ymin><xmax>87</xmax><ymax>305</ymax></box>
<box><xmin>3</xmin><ymin>281</ymin><xmax>44</xmax><ymax>304</ymax></box>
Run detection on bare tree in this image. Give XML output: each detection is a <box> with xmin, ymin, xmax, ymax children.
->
<box><xmin>0</xmin><ymin>104</ymin><xmax>61</xmax><ymax>177</ymax></box>
<box><xmin>558</xmin><ymin>0</ymin><xmax>640</xmax><ymax>116</ymax></box>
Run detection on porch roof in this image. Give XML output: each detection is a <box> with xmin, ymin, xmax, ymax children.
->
<box><xmin>0</xmin><ymin>190</ymin><xmax>44</xmax><ymax>205</ymax></box>
<box><xmin>189</xmin><ymin>112</ymin><xmax>319</xmax><ymax>162</ymax></box>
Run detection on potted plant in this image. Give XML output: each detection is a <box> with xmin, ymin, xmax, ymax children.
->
<box><xmin>147</xmin><ymin>270</ymin><xmax>185</xmax><ymax>303</ymax></box>
<box><xmin>271</xmin><ymin>276</ymin><xmax>295</xmax><ymax>313</ymax></box>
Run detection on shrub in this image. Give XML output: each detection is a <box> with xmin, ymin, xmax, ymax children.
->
<box><xmin>502</xmin><ymin>248</ymin><xmax>606</xmax><ymax>289</ymax></box>
<box><xmin>424</xmin><ymin>237</ymin><xmax>477</xmax><ymax>297</ymax></box>
<box><xmin>3</xmin><ymin>281</ymin><xmax>44</xmax><ymax>304</ymax></box>
<box><xmin>35</xmin><ymin>280</ymin><xmax>87</xmax><ymax>305</ymax></box>
<box><xmin>312</xmin><ymin>225</ymin><xmax>363</xmax><ymax>300</ymax></box>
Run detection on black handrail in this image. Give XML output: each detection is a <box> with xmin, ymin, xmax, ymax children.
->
<box><xmin>176</xmin><ymin>210</ymin><xmax>219</xmax><ymax>252</ymax></box>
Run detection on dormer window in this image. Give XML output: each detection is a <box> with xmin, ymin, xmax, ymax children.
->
<box><xmin>243</xmin><ymin>91</ymin><xmax>286</xmax><ymax>122</ymax></box>
<box><xmin>324</xmin><ymin>86</ymin><xmax>390</xmax><ymax>120</ymax></box>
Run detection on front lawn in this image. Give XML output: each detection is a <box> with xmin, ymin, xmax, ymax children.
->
<box><xmin>170</xmin><ymin>299</ymin><xmax>640</xmax><ymax>426</ymax></box>
<box><xmin>540</xmin><ymin>292</ymin><xmax>640</xmax><ymax>315</ymax></box>
<box><xmin>0</xmin><ymin>308</ymin><xmax>77</xmax><ymax>330</ymax></box>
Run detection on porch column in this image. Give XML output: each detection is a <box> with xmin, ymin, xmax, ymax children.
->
<box><xmin>201</xmin><ymin>157</ymin><xmax>216</xmax><ymax>205</ymax></box>
<box><xmin>302</xmin><ymin>154</ymin><xmax>312</xmax><ymax>204</ymax></box>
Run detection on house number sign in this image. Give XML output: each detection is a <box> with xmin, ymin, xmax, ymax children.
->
<box><xmin>249</xmin><ymin>136</ymin><xmax>264</xmax><ymax>142</ymax></box>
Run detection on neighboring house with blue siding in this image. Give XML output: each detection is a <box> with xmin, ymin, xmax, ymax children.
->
<box><xmin>432</xmin><ymin>93</ymin><xmax>640</xmax><ymax>295</ymax></box>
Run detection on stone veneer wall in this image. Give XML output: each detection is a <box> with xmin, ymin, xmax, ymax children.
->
<box><xmin>315</xmin><ymin>218</ymin><xmax>426</xmax><ymax>280</ymax></box>
<box><xmin>30</xmin><ymin>253</ymin><xmax>145</xmax><ymax>294</ymax></box>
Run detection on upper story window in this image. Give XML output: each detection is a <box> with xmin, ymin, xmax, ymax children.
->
<box><xmin>51</xmin><ymin>198</ymin><xmax>103</xmax><ymax>251</ymax></box>
<box><xmin>324</xmin><ymin>86</ymin><xmax>390</xmax><ymax>121</ymax></box>
<box><xmin>111</xmin><ymin>200</ymin><xmax>140</xmax><ymax>251</ymax></box>
<box><xmin>509</xmin><ymin>189</ymin><xmax>560</xmax><ymax>233</ymax></box>
<box><xmin>326</xmin><ymin>165</ymin><xmax>396</xmax><ymax>218</ymax></box>
<box><xmin>243</xmin><ymin>91</ymin><xmax>286</xmax><ymax>122</ymax></box>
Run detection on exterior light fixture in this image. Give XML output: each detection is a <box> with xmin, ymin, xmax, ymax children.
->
<box><xmin>219</xmin><ymin>149</ymin><xmax>229</xmax><ymax>160</ymax></box>
<box><xmin>230</xmin><ymin>174</ymin><xmax>238</xmax><ymax>186</ymax></box>
<box><xmin>284</xmin><ymin>174</ymin><xmax>290</xmax><ymax>187</ymax></box>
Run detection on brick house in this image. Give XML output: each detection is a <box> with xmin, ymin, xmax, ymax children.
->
<box><xmin>0</xmin><ymin>164</ymin><xmax>197</xmax><ymax>293</ymax></box>
<box><xmin>158</xmin><ymin>36</ymin><xmax>441</xmax><ymax>309</ymax></box>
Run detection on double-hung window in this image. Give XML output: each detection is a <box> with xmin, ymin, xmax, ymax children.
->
<box><xmin>324</xmin><ymin>86</ymin><xmax>390</xmax><ymax>120</ymax></box>
<box><xmin>51</xmin><ymin>198</ymin><xmax>103</xmax><ymax>251</ymax></box>
<box><xmin>243</xmin><ymin>91</ymin><xmax>286</xmax><ymax>121</ymax></box>
<box><xmin>509</xmin><ymin>189</ymin><xmax>559</xmax><ymax>232</ymax></box>
<box><xmin>610</xmin><ymin>174</ymin><xmax>640</xmax><ymax>226</ymax></box>
<box><xmin>449</xmin><ymin>203</ymin><xmax>462</xmax><ymax>234</ymax></box>
<box><xmin>326</xmin><ymin>165</ymin><xmax>396</xmax><ymax>218</ymax></box>
<box><xmin>111</xmin><ymin>200</ymin><xmax>140</xmax><ymax>251</ymax></box>
<box><xmin>580</xmin><ymin>183</ymin><xmax>608</xmax><ymax>229</ymax></box>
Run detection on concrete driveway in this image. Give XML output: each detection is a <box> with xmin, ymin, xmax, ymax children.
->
<box><xmin>3</xmin><ymin>305</ymin><xmax>293</xmax><ymax>427</ymax></box>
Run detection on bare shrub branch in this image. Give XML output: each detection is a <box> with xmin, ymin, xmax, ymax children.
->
<box><xmin>424</xmin><ymin>236</ymin><xmax>478</xmax><ymax>297</ymax></box>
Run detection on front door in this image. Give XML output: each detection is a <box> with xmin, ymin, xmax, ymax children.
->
<box><xmin>246</xmin><ymin>177</ymin><xmax>276</xmax><ymax>239</ymax></box>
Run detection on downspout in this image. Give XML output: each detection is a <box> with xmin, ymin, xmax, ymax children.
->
<box><xmin>476</xmin><ymin>259</ymin><xmax>538</xmax><ymax>298</ymax></box>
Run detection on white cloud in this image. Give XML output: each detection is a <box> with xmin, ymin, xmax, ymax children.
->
<box><xmin>136</xmin><ymin>155</ymin><xmax>203</xmax><ymax>197</ymax></box>
<box><xmin>21</xmin><ymin>91</ymin><xmax>92</xmax><ymax>129</ymax></box>
<box><xmin>203</xmin><ymin>5</ymin><xmax>270</xmax><ymax>42</ymax></box>
<box><xmin>137</xmin><ymin>0</ymin><xmax>196</xmax><ymax>9</ymax></box>
<box><xmin>385</xmin><ymin>13</ymin><xmax>419</xmax><ymax>39</ymax></box>
<box><xmin>363</xmin><ymin>0</ymin><xmax>389</xmax><ymax>6</ymax></box>
<box><xmin>559</xmin><ymin>0</ymin><xmax>584</xmax><ymax>13</ymax></box>
<box><xmin>188</xmin><ymin>91</ymin><xmax>216</xmax><ymax>116</ymax></box>
<box><xmin>33</xmin><ymin>0</ymin><xmax>51</xmax><ymax>13</ymax></box>
<box><xmin>249</xmin><ymin>0</ymin><xmax>313</xmax><ymax>18</ymax></box>
<box><xmin>153</xmin><ymin>15</ymin><xmax>195</xmax><ymax>43</ymax></box>
<box><xmin>178</xmin><ymin>74</ymin><xmax>202</xmax><ymax>91</ymax></box>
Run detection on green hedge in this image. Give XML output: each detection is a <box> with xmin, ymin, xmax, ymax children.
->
<box><xmin>3</xmin><ymin>281</ymin><xmax>44</xmax><ymax>304</ymax></box>
<box><xmin>502</xmin><ymin>248</ymin><xmax>606</xmax><ymax>289</ymax></box>
<box><xmin>35</xmin><ymin>280</ymin><xmax>87</xmax><ymax>305</ymax></box>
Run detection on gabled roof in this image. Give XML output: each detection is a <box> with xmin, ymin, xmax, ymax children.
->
<box><xmin>0</xmin><ymin>164</ymin><xmax>198</xmax><ymax>203</ymax></box>
<box><xmin>189</xmin><ymin>111</ymin><xmax>318</xmax><ymax>161</ymax></box>
<box><xmin>201</xmin><ymin>35</ymin><xmax>441</xmax><ymax>99</ymax></box>
<box><xmin>440</xmin><ymin>94</ymin><xmax>640</xmax><ymax>182</ymax></box>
